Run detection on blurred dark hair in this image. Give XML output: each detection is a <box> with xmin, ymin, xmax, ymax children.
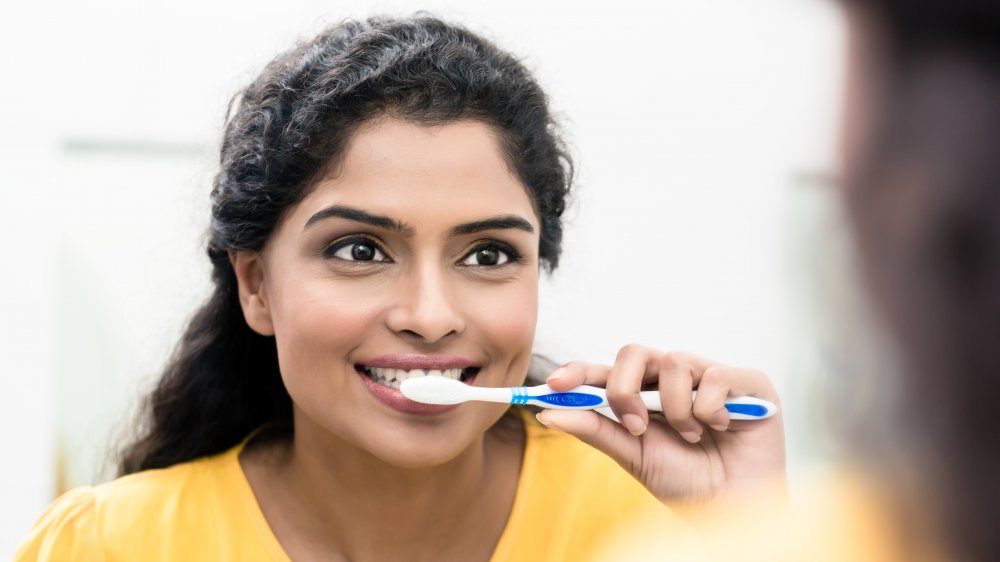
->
<box><xmin>118</xmin><ymin>15</ymin><xmax>573</xmax><ymax>475</ymax></box>
<box><xmin>842</xmin><ymin>1</ymin><xmax>1000</xmax><ymax>560</ymax></box>
<box><xmin>845</xmin><ymin>0</ymin><xmax>1000</xmax><ymax>54</ymax></box>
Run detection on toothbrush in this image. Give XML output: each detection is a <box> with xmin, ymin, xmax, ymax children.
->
<box><xmin>399</xmin><ymin>377</ymin><xmax>777</xmax><ymax>421</ymax></box>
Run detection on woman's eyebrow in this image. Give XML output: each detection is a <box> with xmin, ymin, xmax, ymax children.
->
<box><xmin>451</xmin><ymin>216</ymin><xmax>535</xmax><ymax>236</ymax></box>
<box><xmin>304</xmin><ymin>205</ymin><xmax>414</xmax><ymax>234</ymax></box>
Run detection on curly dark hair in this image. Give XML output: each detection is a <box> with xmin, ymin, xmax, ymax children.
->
<box><xmin>118</xmin><ymin>14</ymin><xmax>573</xmax><ymax>474</ymax></box>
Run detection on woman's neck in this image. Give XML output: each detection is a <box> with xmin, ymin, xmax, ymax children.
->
<box><xmin>241</xmin><ymin>414</ymin><xmax>525</xmax><ymax>562</ymax></box>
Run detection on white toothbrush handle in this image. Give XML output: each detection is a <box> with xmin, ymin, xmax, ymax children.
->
<box><xmin>639</xmin><ymin>390</ymin><xmax>663</xmax><ymax>412</ymax></box>
<box><xmin>633</xmin><ymin>391</ymin><xmax>777</xmax><ymax>421</ymax></box>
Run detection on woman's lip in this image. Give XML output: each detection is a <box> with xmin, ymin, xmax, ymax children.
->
<box><xmin>359</xmin><ymin>353</ymin><xmax>480</xmax><ymax>370</ymax></box>
<box><xmin>357</xmin><ymin>370</ymin><xmax>474</xmax><ymax>415</ymax></box>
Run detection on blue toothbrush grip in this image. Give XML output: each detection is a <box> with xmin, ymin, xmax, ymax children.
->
<box><xmin>532</xmin><ymin>392</ymin><xmax>605</xmax><ymax>407</ymax></box>
<box><xmin>725</xmin><ymin>403</ymin><xmax>769</xmax><ymax>418</ymax></box>
<box><xmin>720</xmin><ymin>396</ymin><xmax>777</xmax><ymax>420</ymax></box>
<box><xmin>509</xmin><ymin>386</ymin><xmax>608</xmax><ymax>408</ymax></box>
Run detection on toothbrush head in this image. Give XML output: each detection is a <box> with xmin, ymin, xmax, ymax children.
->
<box><xmin>399</xmin><ymin>376</ymin><xmax>469</xmax><ymax>405</ymax></box>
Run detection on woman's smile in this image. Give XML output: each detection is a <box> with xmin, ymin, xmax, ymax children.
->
<box><xmin>353</xmin><ymin>353</ymin><xmax>482</xmax><ymax>414</ymax></box>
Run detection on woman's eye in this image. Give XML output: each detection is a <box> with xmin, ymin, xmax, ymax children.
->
<box><xmin>326</xmin><ymin>237</ymin><xmax>390</xmax><ymax>262</ymax></box>
<box><xmin>460</xmin><ymin>243</ymin><xmax>517</xmax><ymax>267</ymax></box>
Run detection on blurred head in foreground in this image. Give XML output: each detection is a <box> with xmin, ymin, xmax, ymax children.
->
<box><xmin>840</xmin><ymin>1</ymin><xmax>1000</xmax><ymax>559</ymax></box>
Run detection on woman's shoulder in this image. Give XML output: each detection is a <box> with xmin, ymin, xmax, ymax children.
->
<box><xmin>15</xmin><ymin>444</ymin><xmax>252</xmax><ymax>561</ymax></box>
<box><xmin>14</xmin><ymin>486</ymin><xmax>104</xmax><ymax>561</ymax></box>
<box><xmin>60</xmin><ymin>444</ymin><xmax>244</xmax><ymax>527</ymax></box>
<box><xmin>520</xmin><ymin>408</ymin><xmax>659</xmax><ymax>502</ymax></box>
<box><xmin>495</xmin><ymin>410</ymin><xmax>687</xmax><ymax>561</ymax></box>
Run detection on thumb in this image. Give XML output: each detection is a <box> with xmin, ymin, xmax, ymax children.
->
<box><xmin>536</xmin><ymin>409</ymin><xmax>642</xmax><ymax>472</ymax></box>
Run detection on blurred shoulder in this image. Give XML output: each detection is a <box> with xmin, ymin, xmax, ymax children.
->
<box><xmin>596</xmin><ymin>465</ymin><xmax>947</xmax><ymax>562</ymax></box>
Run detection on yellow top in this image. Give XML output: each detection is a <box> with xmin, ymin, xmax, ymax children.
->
<box><xmin>16</xmin><ymin>409</ymin><xmax>685</xmax><ymax>561</ymax></box>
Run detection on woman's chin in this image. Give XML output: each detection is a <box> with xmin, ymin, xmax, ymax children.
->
<box><xmin>355</xmin><ymin>408</ymin><xmax>512</xmax><ymax>469</ymax></box>
<box><xmin>360</xmin><ymin>429</ymin><xmax>479</xmax><ymax>469</ymax></box>
<box><xmin>297</xmin><ymin>398</ymin><xmax>511</xmax><ymax>469</ymax></box>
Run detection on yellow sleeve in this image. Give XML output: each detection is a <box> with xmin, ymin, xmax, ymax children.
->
<box><xmin>14</xmin><ymin>487</ymin><xmax>107</xmax><ymax>562</ymax></box>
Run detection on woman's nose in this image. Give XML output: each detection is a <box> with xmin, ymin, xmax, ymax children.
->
<box><xmin>385</xmin><ymin>263</ymin><xmax>465</xmax><ymax>344</ymax></box>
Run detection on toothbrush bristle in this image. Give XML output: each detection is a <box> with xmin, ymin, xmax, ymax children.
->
<box><xmin>399</xmin><ymin>376</ymin><xmax>468</xmax><ymax>405</ymax></box>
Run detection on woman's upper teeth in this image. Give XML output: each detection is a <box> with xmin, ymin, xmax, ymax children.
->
<box><xmin>369</xmin><ymin>367</ymin><xmax>462</xmax><ymax>381</ymax></box>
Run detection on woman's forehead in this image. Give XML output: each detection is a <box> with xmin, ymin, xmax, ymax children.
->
<box><xmin>338</xmin><ymin>118</ymin><xmax>518</xmax><ymax>187</ymax></box>
<box><xmin>294</xmin><ymin>118</ymin><xmax>538</xmax><ymax>229</ymax></box>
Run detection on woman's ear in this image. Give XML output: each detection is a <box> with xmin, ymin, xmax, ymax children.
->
<box><xmin>229</xmin><ymin>250</ymin><xmax>275</xmax><ymax>336</ymax></box>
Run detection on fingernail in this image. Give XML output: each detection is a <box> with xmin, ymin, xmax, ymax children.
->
<box><xmin>622</xmin><ymin>414</ymin><xmax>646</xmax><ymax>436</ymax></box>
<box><xmin>710</xmin><ymin>424</ymin><xmax>728</xmax><ymax>432</ymax></box>
<box><xmin>681</xmin><ymin>431</ymin><xmax>702</xmax><ymax>444</ymax></box>
<box><xmin>547</xmin><ymin>367</ymin><xmax>566</xmax><ymax>382</ymax></box>
<box><xmin>535</xmin><ymin>413</ymin><xmax>555</xmax><ymax>429</ymax></box>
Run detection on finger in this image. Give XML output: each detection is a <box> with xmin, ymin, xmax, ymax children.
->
<box><xmin>545</xmin><ymin>361</ymin><xmax>611</xmax><ymax>391</ymax></box>
<box><xmin>656</xmin><ymin>352</ymin><xmax>705</xmax><ymax>443</ymax></box>
<box><xmin>692</xmin><ymin>365</ymin><xmax>733</xmax><ymax>432</ymax></box>
<box><xmin>607</xmin><ymin>345</ymin><xmax>660</xmax><ymax>436</ymax></box>
<box><xmin>718</xmin><ymin>367</ymin><xmax>779</xmax><ymax>403</ymax></box>
<box><xmin>535</xmin><ymin>409</ymin><xmax>642</xmax><ymax>474</ymax></box>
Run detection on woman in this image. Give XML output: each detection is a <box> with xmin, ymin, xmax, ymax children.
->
<box><xmin>16</xmin><ymin>15</ymin><xmax>784</xmax><ymax>562</ymax></box>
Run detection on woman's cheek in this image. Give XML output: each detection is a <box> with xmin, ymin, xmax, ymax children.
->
<box><xmin>465</xmin><ymin>278</ymin><xmax>538</xmax><ymax>366</ymax></box>
<box><xmin>492</xmin><ymin>292</ymin><xmax>537</xmax><ymax>345</ymax></box>
<box><xmin>271</xmin><ymin>279</ymin><xmax>387</xmax><ymax>376</ymax></box>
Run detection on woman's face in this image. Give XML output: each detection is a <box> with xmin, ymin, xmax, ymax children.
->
<box><xmin>238</xmin><ymin>118</ymin><xmax>540</xmax><ymax>467</ymax></box>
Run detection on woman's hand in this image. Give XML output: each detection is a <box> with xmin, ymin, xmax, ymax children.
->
<box><xmin>537</xmin><ymin>346</ymin><xmax>786</xmax><ymax>506</ymax></box>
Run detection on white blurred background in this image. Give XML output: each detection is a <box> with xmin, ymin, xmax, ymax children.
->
<box><xmin>0</xmin><ymin>0</ymin><xmax>855</xmax><ymax>555</ymax></box>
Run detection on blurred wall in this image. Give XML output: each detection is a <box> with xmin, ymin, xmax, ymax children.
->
<box><xmin>0</xmin><ymin>0</ymin><xmax>846</xmax><ymax>555</ymax></box>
